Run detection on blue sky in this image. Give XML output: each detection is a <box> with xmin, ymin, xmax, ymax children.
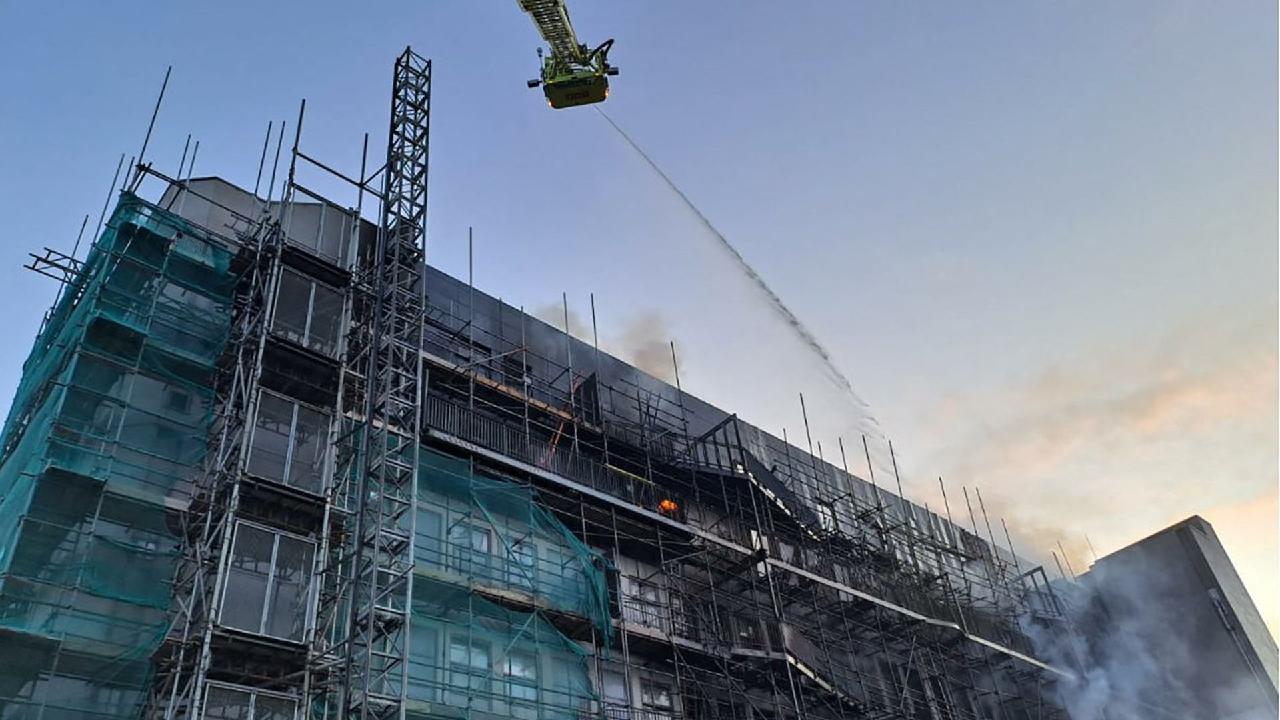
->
<box><xmin>1</xmin><ymin>2</ymin><xmax>1275</xmax><ymax>632</ymax></box>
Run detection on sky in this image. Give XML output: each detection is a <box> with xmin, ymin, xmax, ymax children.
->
<box><xmin>1</xmin><ymin>2</ymin><xmax>1275</xmax><ymax>636</ymax></box>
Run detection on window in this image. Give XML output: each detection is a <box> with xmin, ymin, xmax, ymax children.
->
<box><xmin>448</xmin><ymin>522</ymin><xmax>491</xmax><ymax>577</ymax></box>
<box><xmin>748</xmin><ymin>530</ymin><xmax>768</xmax><ymax>577</ymax></box>
<box><xmin>639</xmin><ymin>679</ymin><xmax>673</xmax><ymax>720</ymax></box>
<box><xmin>601</xmin><ymin>670</ymin><xmax>628</xmax><ymax>707</ymax></box>
<box><xmin>638</xmin><ymin>581</ymin><xmax>661</xmax><ymax>605</ymax></box>
<box><xmin>543</xmin><ymin>545</ymin><xmax>579</xmax><ymax>598</ymax></box>
<box><xmin>410</xmin><ymin>622</ymin><xmax>442</xmax><ymax>702</ymax></box>
<box><xmin>509</xmin><ymin>539</ymin><xmax>537</xmax><ymax>590</ymax></box>
<box><xmin>506</xmin><ymin>651</ymin><xmax>539</xmax><ymax>719</ymax></box>
<box><xmin>247</xmin><ymin>392</ymin><xmax>329</xmax><ymax>494</ymax></box>
<box><xmin>272</xmin><ymin>269</ymin><xmax>342</xmax><ymax>357</ymax></box>
<box><xmin>625</xmin><ymin>578</ymin><xmax>666</xmax><ymax>631</ymax></box>
<box><xmin>203</xmin><ymin>683</ymin><xmax>297</xmax><ymax>720</ymax></box>
<box><xmin>166</xmin><ymin>389</ymin><xmax>192</xmax><ymax>414</ymax></box>
<box><xmin>446</xmin><ymin>636</ymin><xmax>492</xmax><ymax>710</ymax></box>
<box><xmin>417</xmin><ymin>508</ymin><xmax>443</xmax><ymax>569</ymax></box>
<box><xmin>220</xmin><ymin>523</ymin><xmax>316</xmax><ymax>642</ymax></box>
<box><xmin>600</xmin><ymin>670</ymin><xmax>629</xmax><ymax>720</ymax></box>
<box><xmin>816</xmin><ymin>502</ymin><xmax>836</xmax><ymax>532</ymax></box>
<box><xmin>284</xmin><ymin>202</ymin><xmax>354</xmax><ymax>267</ymax></box>
<box><xmin>548</xmin><ymin>657</ymin><xmax>583</xmax><ymax>718</ymax></box>
<box><xmin>39</xmin><ymin>675</ymin><xmax>139</xmax><ymax>718</ymax></box>
<box><xmin>776</xmin><ymin>541</ymin><xmax>795</xmax><ymax>564</ymax></box>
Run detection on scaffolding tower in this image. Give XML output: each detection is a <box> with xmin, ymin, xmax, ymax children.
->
<box><xmin>335</xmin><ymin>46</ymin><xmax>431</xmax><ymax>720</ymax></box>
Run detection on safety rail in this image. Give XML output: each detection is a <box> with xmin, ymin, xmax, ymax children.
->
<box><xmin>417</xmin><ymin>535</ymin><xmax>590</xmax><ymax>607</ymax></box>
<box><xmin>423</xmin><ymin>393</ymin><xmax>701</xmax><ymax>530</ymax></box>
<box><xmin>601</xmin><ymin>704</ymin><xmax>678</xmax><ymax>720</ymax></box>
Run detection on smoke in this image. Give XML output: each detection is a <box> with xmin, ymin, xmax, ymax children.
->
<box><xmin>595</xmin><ymin>108</ymin><xmax>880</xmax><ymax>428</ymax></box>
<box><xmin>1022</xmin><ymin>554</ymin><xmax>1277</xmax><ymax>719</ymax></box>
<box><xmin>533</xmin><ymin>302</ymin><xmax>592</xmax><ymax>341</ymax></box>
<box><xmin>534</xmin><ymin>302</ymin><xmax>679</xmax><ymax>383</ymax></box>
<box><xmin>614</xmin><ymin>311</ymin><xmax>678</xmax><ymax>383</ymax></box>
<box><xmin>1022</xmin><ymin>580</ymin><xmax>1191</xmax><ymax>719</ymax></box>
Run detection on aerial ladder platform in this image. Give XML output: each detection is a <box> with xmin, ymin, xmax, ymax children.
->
<box><xmin>518</xmin><ymin>0</ymin><xmax>618</xmax><ymax>109</ymax></box>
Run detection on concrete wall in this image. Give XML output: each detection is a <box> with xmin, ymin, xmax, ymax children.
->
<box><xmin>1083</xmin><ymin>516</ymin><xmax>1279</xmax><ymax>719</ymax></box>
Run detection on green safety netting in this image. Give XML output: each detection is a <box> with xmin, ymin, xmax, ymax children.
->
<box><xmin>408</xmin><ymin>575</ymin><xmax>600</xmax><ymax>720</ymax></box>
<box><xmin>415</xmin><ymin>448</ymin><xmax>613</xmax><ymax>644</ymax></box>
<box><xmin>0</xmin><ymin>193</ymin><xmax>236</xmax><ymax>719</ymax></box>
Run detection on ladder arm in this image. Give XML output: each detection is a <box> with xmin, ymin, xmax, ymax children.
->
<box><xmin>518</xmin><ymin>0</ymin><xmax>584</xmax><ymax>63</ymax></box>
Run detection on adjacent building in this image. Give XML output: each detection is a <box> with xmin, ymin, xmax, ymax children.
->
<box><xmin>1078</xmin><ymin>516</ymin><xmax>1279</xmax><ymax>720</ymax></box>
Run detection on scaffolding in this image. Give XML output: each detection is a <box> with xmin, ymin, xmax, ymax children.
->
<box><xmin>0</xmin><ymin>46</ymin><xmax>1086</xmax><ymax>720</ymax></box>
<box><xmin>407</xmin><ymin>264</ymin><xmax>1079</xmax><ymax>720</ymax></box>
<box><xmin>404</xmin><ymin>447</ymin><xmax>610</xmax><ymax>720</ymax></box>
<box><xmin>330</xmin><ymin>46</ymin><xmax>431</xmax><ymax>720</ymax></box>
<box><xmin>0</xmin><ymin>194</ymin><xmax>236</xmax><ymax>719</ymax></box>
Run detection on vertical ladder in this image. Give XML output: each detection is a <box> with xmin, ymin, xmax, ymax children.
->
<box><xmin>339</xmin><ymin>46</ymin><xmax>431</xmax><ymax>720</ymax></box>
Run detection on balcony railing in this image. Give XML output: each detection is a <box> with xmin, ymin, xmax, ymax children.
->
<box><xmin>423</xmin><ymin>394</ymin><xmax>704</xmax><ymax>532</ymax></box>
<box><xmin>603</xmin><ymin>703</ymin><xmax>677</xmax><ymax>720</ymax></box>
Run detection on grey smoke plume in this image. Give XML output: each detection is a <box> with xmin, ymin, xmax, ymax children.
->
<box><xmin>595</xmin><ymin>108</ymin><xmax>879</xmax><ymax>427</ymax></box>
<box><xmin>533</xmin><ymin>303</ymin><xmax>592</xmax><ymax>342</ymax></box>
<box><xmin>1023</xmin><ymin>562</ymin><xmax>1276</xmax><ymax>719</ymax></box>
<box><xmin>615</xmin><ymin>311</ymin><xmax>678</xmax><ymax>383</ymax></box>
<box><xmin>535</xmin><ymin>303</ymin><xmax>680</xmax><ymax>383</ymax></box>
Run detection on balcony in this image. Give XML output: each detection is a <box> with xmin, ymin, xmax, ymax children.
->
<box><xmin>422</xmin><ymin>394</ymin><xmax>704</xmax><ymax>535</ymax></box>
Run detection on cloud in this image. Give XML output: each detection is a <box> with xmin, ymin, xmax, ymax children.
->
<box><xmin>904</xmin><ymin>318</ymin><xmax>1277</xmax><ymax>599</ymax></box>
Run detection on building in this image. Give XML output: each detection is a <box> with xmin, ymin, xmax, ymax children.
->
<box><xmin>1076</xmin><ymin>516</ymin><xmax>1279</xmax><ymax>720</ymax></box>
<box><xmin>0</xmin><ymin>49</ymin><xmax>1085</xmax><ymax>720</ymax></box>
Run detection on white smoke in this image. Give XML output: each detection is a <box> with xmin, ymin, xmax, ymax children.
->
<box><xmin>1021</xmin><ymin>563</ymin><xmax>1276</xmax><ymax>720</ymax></box>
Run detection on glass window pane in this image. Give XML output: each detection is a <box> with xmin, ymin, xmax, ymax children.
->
<box><xmin>417</xmin><ymin>509</ymin><xmax>443</xmax><ymax>569</ymax></box>
<box><xmin>447</xmin><ymin>637</ymin><xmax>491</xmax><ymax>710</ymax></box>
<box><xmin>247</xmin><ymin>394</ymin><xmax>291</xmax><ymax>483</ymax></box>
<box><xmin>507</xmin><ymin>652</ymin><xmax>536</xmax><ymax>680</ymax></box>
<box><xmin>602</xmin><ymin>671</ymin><xmax>627</xmax><ymax>704</ymax></box>
<box><xmin>410</xmin><ymin>623</ymin><xmax>442</xmax><ymax>702</ymax></box>
<box><xmin>254</xmin><ymin>694</ymin><xmax>298</xmax><ymax>720</ymax></box>
<box><xmin>448</xmin><ymin>637</ymin><xmax>467</xmax><ymax>666</ymax></box>
<box><xmin>638</xmin><ymin>581</ymin><xmax>661</xmax><ymax>606</ymax></box>
<box><xmin>272</xmin><ymin>271</ymin><xmax>311</xmax><ymax>347</ymax></box>
<box><xmin>449</xmin><ymin>523</ymin><xmax>490</xmax><ymax>576</ymax></box>
<box><xmin>511</xmin><ymin>683</ymin><xmax>538</xmax><ymax>700</ymax></box>
<box><xmin>264</xmin><ymin>534</ymin><xmax>315</xmax><ymax>641</ymax></box>
<box><xmin>286</xmin><ymin>404</ymin><xmax>327</xmax><ymax>494</ymax></box>
<box><xmin>510</xmin><ymin>540</ymin><xmax>536</xmax><ymax>589</ymax></box>
<box><xmin>222</xmin><ymin>526</ymin><xmax>274</xmax><ymax>633</ymax></box>
<box><xmin>510</xmin><ymin>679</ymin><xmax>538</xmax><ymax>720</ymax></box>
<box><xmin>318</xmin><ymin>205</ymin><xmax>350</xmax><ymax>266</ymax></box>
<box><xmin>203</xmin><ymin>686</ymin><xmax>252</xmax><ymax>720</ymax></box>
<box><xmin>641</xmin><ymin>681</ymin><xmax>671</xmax><ymax>709</ymax></box>
<box><xmin>308</xmin><ymin>283</ymin><xmax>343</xmax><ymax>357</ymax></box>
